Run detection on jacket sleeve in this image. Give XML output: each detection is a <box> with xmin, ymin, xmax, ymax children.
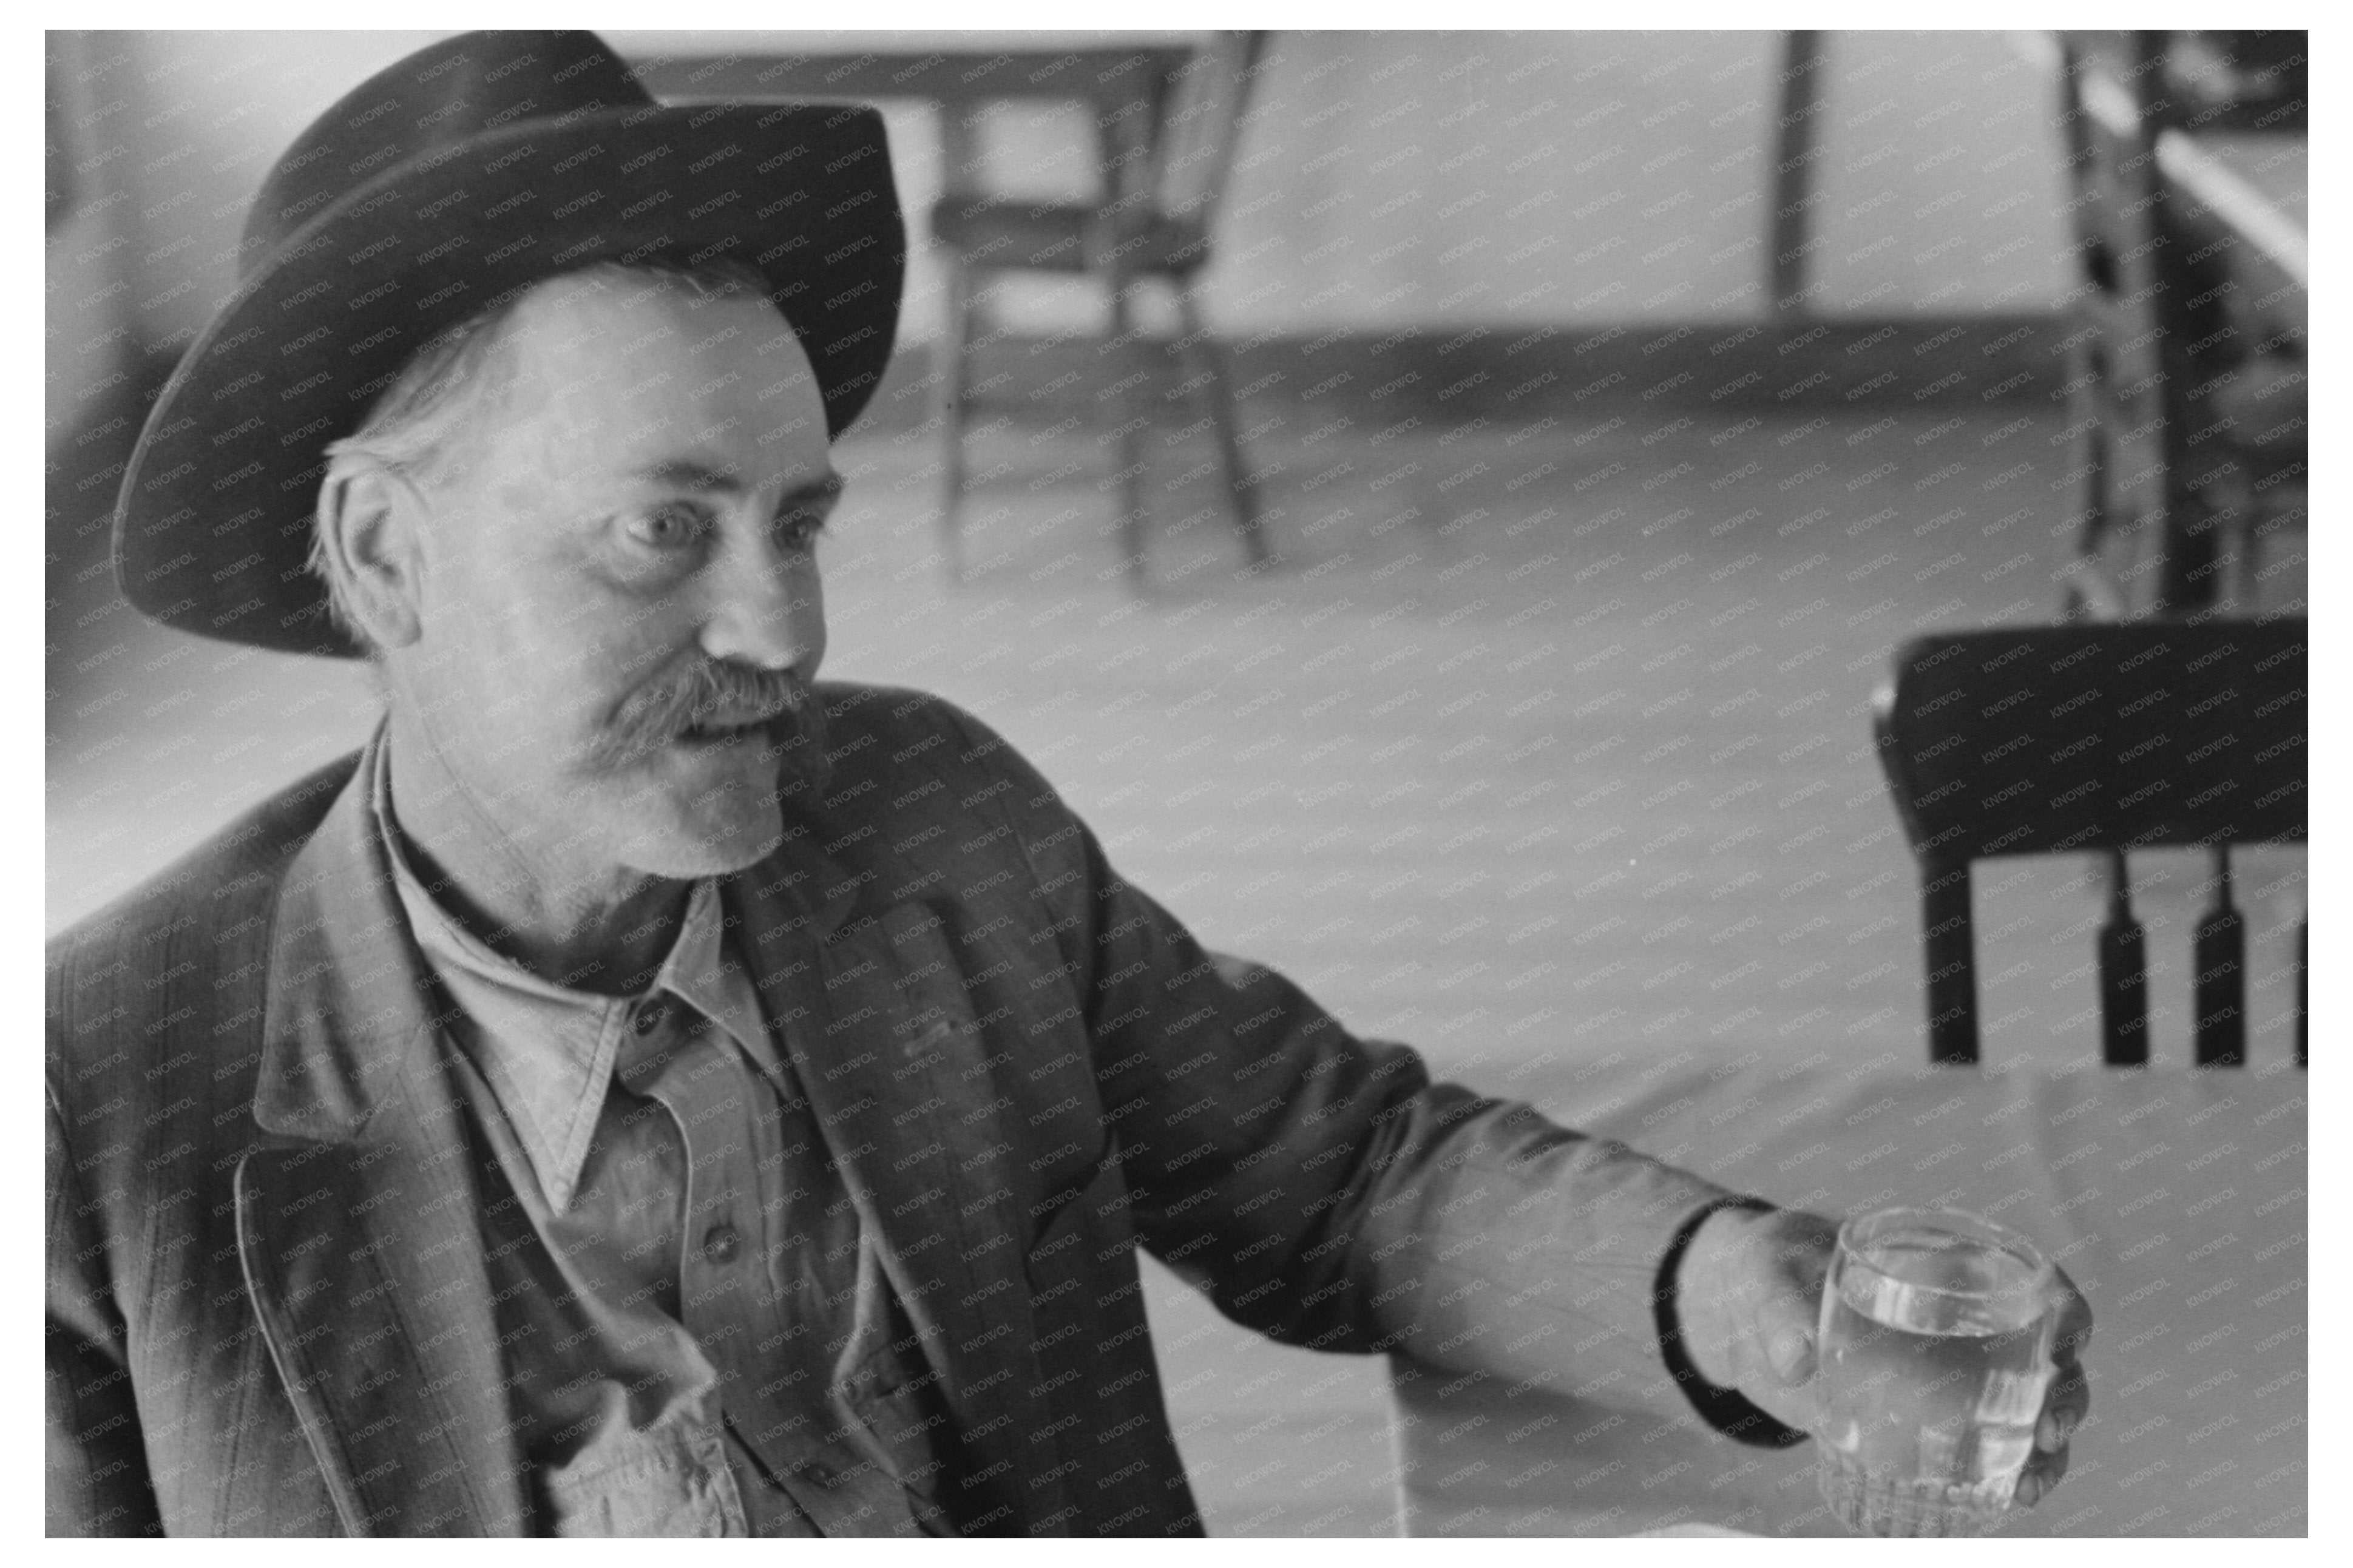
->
<box><xmin>937</xmin><ymin>702</ymin><xmax>1749</xmax><ymax>1405</ymax></box>
<box><xmin>47</xmin><ymin>1084</ymin><xmax>163</xmax><ymax>1537</ymax></box>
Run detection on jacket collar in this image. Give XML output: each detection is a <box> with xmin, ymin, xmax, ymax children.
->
<box><xmin>240</xmin><ymin>726</ymin><xmax>529</xmax><ymax>1533</ymax></box>
<box><xmin>253</xmin><ymin>723</ymin><xmax>441</xmax><ymax>1143</ymax></box>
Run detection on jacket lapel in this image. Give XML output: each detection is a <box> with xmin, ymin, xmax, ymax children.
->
<box><xmin>731</xmin><ymin>837</ymin><xmax>1070</xmax><ymax>1532</ymax></box>
<box><xmin>236</xmin><ymin>734</ymin><xmax>528</xmax><ymax>1536</ymax></box>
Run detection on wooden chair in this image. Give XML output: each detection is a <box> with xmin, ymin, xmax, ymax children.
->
<box><xmin>929</xmin><ymin>31</ymin><xmax>1274</xmax><ymax>588</ymax></box>
<box><xmin>1874</xmin><ymin>620</ymin><xmax>2306</xmax><ymax>1066</ymax></box>
<box><xmin>2051</xmin><ymin>32</ymin><xmax>2306</xmax><ymax>619</ymax></box>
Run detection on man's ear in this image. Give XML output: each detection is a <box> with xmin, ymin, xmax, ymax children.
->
<box><xmin>315</xmin><ymin>456</ymin><xmax>428</xmax><ymax>650</ymax></box>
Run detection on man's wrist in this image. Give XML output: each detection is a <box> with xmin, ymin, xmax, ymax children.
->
<box><xmin>1652</xmin><ymin>1195</ymin><xmax>1809</xmax><ymax>1449</ymax></box>
<box><xmin>1676</xmin><ymin>1205</ymin><xmax>1747</xmax><ymax>1387</ymax></box>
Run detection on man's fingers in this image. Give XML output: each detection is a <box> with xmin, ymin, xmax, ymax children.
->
<box><xmin>2050</xmin><ymin>1269</ymin><xmax>2095</xmax><ymax>1356</ymax></box>
<box><xmin>1757</xmin><ymin>1268</ymin><xmax>1822</xmax><ymax>1386</ymax></box>
<box><xmin>2036</xmin><ymin>1364</ymin><xmax>2090</xmax><ymax>1452</ymax></box>
<box><xmin>2047</xmin><ymin>1362</ymin><xmax>2091</xmax><ymax>1427</ymax></box>
<box><xmin>2035</xmin><ymin>1405</ymin><xmax>2074</xmax><ymax>1453</ymax></box>
<box><xmin>2038</xmin><ymin>1267</ymin><xmax>2093</xmax><ymax>1461</ymax></box>
<box><xmin>2019</xmin><ymin>1286</ymin><xmax>2090</xmax><ymax>1509</ymax></box>
<box><xmin>1771</xmin><ymin>1215</ymin><xmax>1839</xmax><ymax>1276</ymax></box>
<box><xmin>1761</xmin><ymin>1213</ymin><xmax>1835</xmax><ymax>1386</ymax></box>
<box><xmin>2015</xmin><ymin>1432</ymin><xmax>2073</xmax><ymax>1507</ymax></box>
<box><xmin>1768</xmin><ymin>1322</ymin><xmax>1814</xmax><ymax>1385</ymax></box>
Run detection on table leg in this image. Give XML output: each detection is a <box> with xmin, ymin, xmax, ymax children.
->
<box><xmin>935</xmin><ymin>248</ymin><xmax>973</xmax><ymax>583</ymax></box>
<box><xmin>1771</xmin><ymin>31</ymin><xmax>1829</xmax><ymax>316</ymax></box>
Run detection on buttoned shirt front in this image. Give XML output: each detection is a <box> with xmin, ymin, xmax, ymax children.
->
<box><xmin>371</xmin><ymin>740</ymin><xmax>955</xmax><ymax>1536</ymax></box>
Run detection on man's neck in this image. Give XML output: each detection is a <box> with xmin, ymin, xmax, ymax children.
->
<box><xmin>383</xmin><ymin>709</ymin><xmax>690</xmax><ymax>995</ymax></box>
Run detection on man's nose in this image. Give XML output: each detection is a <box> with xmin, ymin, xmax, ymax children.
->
<box><xmin>699</xmin><ymin>528</ymin><xmax>824</xmax><ymax>672</ymax></box>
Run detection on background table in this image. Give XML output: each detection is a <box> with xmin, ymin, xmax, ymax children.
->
<box><xmin>1392</xmin><ymin>1049</ymin><xmax>2307</xmax><ymax>1536</ymax></box>
<box><xmin>628</xmin><ymin>36</ymin><xmax>1196</xmax><ymax>207</ymax></box>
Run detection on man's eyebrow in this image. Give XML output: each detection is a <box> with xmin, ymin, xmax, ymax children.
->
<box><xmin>635</xmin><ymin>458</ymin><xmax>744</xmax><ymax>493</ymax></box>
<box><xmin>634</xmin><ymin>461</ymin><xmax>844</xmax><ymax>507</ymax></box>
<box><xmin>785</xmin><ymin>472</ymin><xmax>847</xmax><ymax>509</ymax></box>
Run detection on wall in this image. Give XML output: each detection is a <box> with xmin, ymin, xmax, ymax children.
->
<box><xmin>46</xmin><ymin>32</ymin><xmax>133</xmax><ymax>452</ymax></box>
<box><xmin>66</xmin><ymin>30</ymin><xmax>447</xmax><ymax>357</ymax></box>
<box><xmin>1806</xmin><ymin>31</ymin><xmax>2074</xmax><ymax>316</ymax></box>
<box><xmin>1200</xmin><ymin>30</ymin><xmax>2071</xmax><ymax>333</ymax></box>
<box><xmin>48</xmin><ymin>27</ymin><xmax>2075</xmax><ymax>437</ymax></box>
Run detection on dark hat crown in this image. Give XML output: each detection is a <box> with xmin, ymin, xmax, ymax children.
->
<box><xmin>241</xmin><ymin>30</ymin><xmax>647</xmax><ymax>279</ymax></box>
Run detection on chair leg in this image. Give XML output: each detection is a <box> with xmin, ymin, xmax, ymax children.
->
<box><xmin>2297</xmin><ymin>919</ymin><xmax>2307</xmax><ymax>1069</ymax></box>
<box><xmin>935</xmin><ymin>253</ymin><xmax>974</xmax><ymax>583</ymax></box>
<box><xmin>1176</xmin><ymin>285</ymin><xmax>1271</xmax><ymax>569</ymax></box>
<box><xmin>1923</xmin><ymin>862</ymin><xmax>1978</xmax><ymax>1066</ymax></box>
<box><xmin>1111</xmin><ymin>276</ymin><xmax>1150</xmax><ymax>590</ymax></box>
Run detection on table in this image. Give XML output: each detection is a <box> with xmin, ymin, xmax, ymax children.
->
<box><xmin>628</xmin><ymin>38</ymin><xmax>1196</xmax><ymax>204</ymax></box>
<box><xmin>1392</xmin><ymin>1049</ymin><xmax>2307</xmax><ymax>1536</ymax></box>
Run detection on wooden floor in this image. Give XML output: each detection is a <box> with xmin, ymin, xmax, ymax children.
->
<box><xmin>46</xmin><ymin>371</ymin><xmax>2308</xmax><ymax>1536</ymax></box>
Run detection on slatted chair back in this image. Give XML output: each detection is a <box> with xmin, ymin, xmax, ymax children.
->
<box><xmin>1874</xmin><ymin>619</ymin><xmax>2306</xmax><ymax>1066</ymax></box>
<box><xmin>1146</xmin><ymin>31</ymin><xmax>1271</xmax><ymax>246</ymax></box>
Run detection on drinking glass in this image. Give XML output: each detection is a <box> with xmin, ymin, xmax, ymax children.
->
<box><xmin>1810</xmin><ymin>1206</ymin><xmax>2059</xmax><ymax>1538</ymax></box>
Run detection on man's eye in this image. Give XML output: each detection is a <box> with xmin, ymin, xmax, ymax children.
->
<box><xmin>630</xmin><ymin>502</ymin><xmax>711</xmax><ymax>548</ymax></box>
<box><xmin>777</xmin><ymin>513</ymin><xmax>828</xmax><ymax>552</ymax></box>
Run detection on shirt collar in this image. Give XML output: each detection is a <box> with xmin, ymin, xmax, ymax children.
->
<box><xmin>369</xmin><ymin>734</ymin><xmax>780</xmax><ymax>1209</ymax></box>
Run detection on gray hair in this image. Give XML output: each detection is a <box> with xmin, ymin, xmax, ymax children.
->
<box><xmin>309</xmin><ymin>256</ymin><xmax>776</xmax><ymax>654</ymax></box>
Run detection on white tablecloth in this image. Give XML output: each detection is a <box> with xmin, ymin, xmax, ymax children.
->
<box><xmin>1393</xmin><ymin>1050</ymin><xmax>2307</xmax><ymax>1537</ymax></box>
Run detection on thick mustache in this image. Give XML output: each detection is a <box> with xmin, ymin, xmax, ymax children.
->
<box><xmin>601</xmin><ymin>661</ymin><xmax>811</xmax><ymax>763</ymax></box>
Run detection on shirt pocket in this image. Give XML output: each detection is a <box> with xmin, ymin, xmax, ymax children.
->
<box><xmin>538</xmin><ymin>1407</ymin><xmax>742</xmax><ymax>1537</ymax></box>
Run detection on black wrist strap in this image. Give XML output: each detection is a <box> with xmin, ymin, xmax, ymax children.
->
<box><xmin>1651</xmin><ymin>1195</ymin><xmax>1810</xmax><ymax>1449</ymax></box>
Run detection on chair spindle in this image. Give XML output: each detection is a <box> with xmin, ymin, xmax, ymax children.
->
<box><xmin>2193</xmin><ymin>846</ymin><xmax>2246</xmax><ymax>1066</ymax></box>
<box><xmin>2100</xmin><ymin>849</ymin><xmax>2149</xmax><ymax>1065</ymax></box>
<box><xmin>1877</xmin><ymin>623</ymin><xmax>2303</xmax><ymax>1069</ymax></box>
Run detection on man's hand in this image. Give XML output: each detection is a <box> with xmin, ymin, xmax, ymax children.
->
<box><xmin>1676</xmin><ymin>1205</ymin><xmax>1838</xmax><ymax>1436</ymax></box>
<box><xmin>1677</xmin><ymin>1203</ymin><xmax>2094</xmax><ymax>1507</ymax></box>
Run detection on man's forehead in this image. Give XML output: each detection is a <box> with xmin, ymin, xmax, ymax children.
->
<box><xmin>490</xmin><ymin>277</ymin><xmax>827</xmax><ymax>463</ymax></box>
<box><xmin>512</xmin><ymin>274</ymin><xmax>799</xmax><ymax>365</ymax></box>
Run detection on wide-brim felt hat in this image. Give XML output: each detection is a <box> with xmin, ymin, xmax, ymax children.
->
<box><xmin>113</xmin><ymin>30</ymin><xmax>906</xmax><ymax>657</ymax></box>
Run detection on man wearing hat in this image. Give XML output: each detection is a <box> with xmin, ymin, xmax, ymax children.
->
<box><xmin>46</xmin><ymin>31</ymin><xmax>2089</xmax><ymax>1537</ymax></box>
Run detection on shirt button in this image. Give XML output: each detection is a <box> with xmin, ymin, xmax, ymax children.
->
<box><xmin>800</xmin><ymin>1458</ymin><xmax>838</xmax><ymax>1485</ymax></box>
<box><xmin>702</xmin><ymin>1223</ymin><xmax>742</xmax><ymax>1265</ymax></box>
<box><xmin>634</xmin><ymin>1001</ymin><xmax>668</xmax><ymax>1036</ymax></box>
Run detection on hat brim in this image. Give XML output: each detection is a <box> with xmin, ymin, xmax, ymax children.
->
<box><xmin>115</xmin><ymin>102</ymin><xmax>905</xmax><ymax>657</ymax></box>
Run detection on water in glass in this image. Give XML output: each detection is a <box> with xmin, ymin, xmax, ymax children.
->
<box><xmin>1813</xmin><ymin>1209</ymin><xmax>2056</xmax><ymax>1537</ymax></box>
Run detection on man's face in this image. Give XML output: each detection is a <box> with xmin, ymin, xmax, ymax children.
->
<box><xmin>391</xmin><ymin>272</ymin><xmax>838</xmax><ymax>882</ymax></box>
